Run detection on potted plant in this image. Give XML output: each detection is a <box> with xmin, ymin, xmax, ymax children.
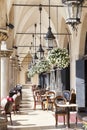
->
<box><xmin>48</xmin><ymin>48</ymin><xmax>70</xmax><ymax>69</ymax></box>
<box><xmin>36</xmin><ymin>59</ymin><xmax>51</xmax><ymax>74</ymax></box>
<box><xmin>27</xmin><ymin>64</ymin><xmax>37</xmax><ymax>78</ymax></box>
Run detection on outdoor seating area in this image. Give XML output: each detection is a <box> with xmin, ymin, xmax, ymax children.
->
<box><xmin>6</xmin><ymin>86</ymin><xmax>85</xmax><ymax>130</ymax></box>
<box><xmin>31</xmin><ymin>85</ymin><xmax>81</xmax><ymax>128</ymax></box>
<box><xmin>1</xmin><ymin>0</ymin><xmax>87</xmax><ymax>130</ymax></box>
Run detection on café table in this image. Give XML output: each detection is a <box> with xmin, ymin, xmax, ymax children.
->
<box><xmin>57</xmin><ymin>103</ymin><xmax>78</xmax><ymax>128</ymax></box>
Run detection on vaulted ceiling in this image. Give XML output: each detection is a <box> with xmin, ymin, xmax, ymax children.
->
<box><xmin>8</xmin><ymin>0</ymin><xmax>67</xmax><ymax>64</ymax></box>
<box><xmin>1</xmin><ymin>0</ymin><xmax>87</xmax><ymax>69</ymax></box>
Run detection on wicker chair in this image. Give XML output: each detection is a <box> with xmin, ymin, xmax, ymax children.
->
<box><xmin>54</xmin><ymin>95</ymin><xmax>67</xmax><ymax>127</ymax></box>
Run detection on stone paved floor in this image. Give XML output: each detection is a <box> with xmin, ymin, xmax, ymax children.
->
<box><xmin>7</xmin><ymin>86</ymin><xmax>84</xmax><ymax>130</ymax></box>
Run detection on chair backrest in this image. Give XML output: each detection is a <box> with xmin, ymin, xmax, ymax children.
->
<box><xmin>1</xmin><ymin>98</ymin><xmax>7</xmax><ymax>108</ymax></box>
<box><xmin>54</xmin><ymin>96</ymin><xmax>67</xmax><ymax>112</ymax></box>
<box><xmin>47</xmin><ymin>91</ymin><xmax>55</xmax><ymax>98</ymax></box>
<box><xmin>63</xmin><ymin>90</ymin><xmax>71</xmax><ymax>102</ymax></box>
<box><xmin>54</xmin><ymin>95</ymin><xmax>66</xmax><ymax>107</ymax></box>
<box><xmin>4</xmin><ymin>101</ymin><xmax>13</xmax><ymax>114</ymax></box>
<box><xmin>14</xmin><ymin>94</ymin><xmax>21</xmax><ymax>106</ymax></box>
<box><xmin>70</xmin><ymin>89</ymin><xmax>76</xmax><ymax>103</ymax></box>
<box><xmin>12</xmin><ymin>94</ymin><xmax>17</xmax><ymax>101</ymax></box>
<box><xmin>33</xmin><ymin>90</ymin><xmax>42</xmax><ymax>102</ymax></box>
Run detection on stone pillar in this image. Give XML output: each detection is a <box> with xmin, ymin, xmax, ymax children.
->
<box><xmin>0</xmin><ymin>30</ymin><xmax>8</xmax><ymax>102</ymax></box>
<box><xmin>50</xmin><ymin>69</ymin><xmax>56</xmax><ymax>90</ymax></box>
<box><xmin>70</xmin><ymin>32</ymin><xmax>76</xmax><ymax>92</ymax></box>
<box><xmin>9</xmin><ymin>58</ymin><xmax>13</xmax><ymax>90</ymax></box>
<box><xmin>12</xmin><ymin>60</ymin><xmax>17</xmax><ymax>87</ymax></box>
<box><xmin>55</xmin><ymin>69</ymin><xmax>62</xmax><ymax>96</ymax></box>
<box><xmin>0</xmin><ymin>50</ymin><xmax>12</xmax><ymax>99</ymax></box>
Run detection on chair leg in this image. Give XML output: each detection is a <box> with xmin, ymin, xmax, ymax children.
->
<box><xmin>34</xmin><ymin>101</ymin><xmax>36</xmax><ymax>110</ymax></box>
<box><xmin>9</xmin><ymin>114</ymin><xmax>13</xmax><ymax>125</ymax></box>
<box><xmin>63</xmin><ymin>115</ymin><xmax>65</xmax><ymax>125</ymax></box>
<box><xmin>55</xmin><ymin>113</ymin><xmax>58</xmax><ymax>127</ymax></box>
<box><xmin>76</xmin><ymin>115</ymin><xmax>77</xmax><ymax>125</ymax></box>
<box><xmin>52</xmin><ymin>103</ymin><xmax>53</xmax><ymax>111</ymax></box>
<box><xmin>41</xmin><ymin>102</ymin><xmax>44</xmax><ymax>110</ymax></box>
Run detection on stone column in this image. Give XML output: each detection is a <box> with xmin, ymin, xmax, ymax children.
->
<box><xmin>0</xmin><ymin>50</ymin><xmax>13</xmax><ymax>99</ymax></box>
<box><xmin>70</xmin><ymin>32</ymin><xmax>76</xmax><ymax>92</ymax></box>
<box><xmin>0</xmin><ymin>30</ymin><xmax>8</xmax><ymax>101</ymax></box>
<box><xmin>12</xmin><ymin>60</ymin><xmax>17</xmax><ymax>87</ymax></box>
<box><xmin>50</xmin><ymin>68</ymin><xmax>56</xmax><ymax>90</ymax></box>
<box><xmin>55</xmin><ymin>69</ymin><xmax>62</xmax><ymax>96</ymax></box>
<box><xmin>9</xmin><ymin>58</ymin><xmax>13</xmax><ymax>90</ymax></box>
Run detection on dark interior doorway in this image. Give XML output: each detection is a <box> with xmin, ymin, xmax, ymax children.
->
<box><xmin>61</xmin><ymin>66</ymin><xmax>70</xmax><ymax>90</ymax></box>
<box><xmin>39</xmin><ymin>73</ymin><xmax>47</xmax><ymax>88</ymax></box>
<box><xmin>61</xmin><ymin>43</ymin><xmax>70</xmax><ymax>90</ymax></box>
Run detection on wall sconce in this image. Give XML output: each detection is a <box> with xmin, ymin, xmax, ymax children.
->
<box><xmin>45</xmin><ymin>0</ymin><xmax>55</xmax><ymax>50</ymax></box>
<box><xmin>62</xmin><ymin>0</ymin><xmax>84</xmax><ymax>29</ymax></box>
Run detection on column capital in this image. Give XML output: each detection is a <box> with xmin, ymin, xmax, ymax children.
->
<box><xmin>0</xmin><ymin>50</ymin><xmax>13</xmax><ymax>57</ymax></box>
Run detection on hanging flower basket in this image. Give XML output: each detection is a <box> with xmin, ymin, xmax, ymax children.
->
<box><xmin>48</xmin><ymin>48</ymin><xmax>70</xmax><ymax>69</ymax></box>
<box><xmin>27</xmin><ymin>64</ymin><xmax>37</xmax><ymax>78</ymax></box>
<box><xmin>36</xmin><ymin>59</ymin><xmax>51</xmax><ymax>74</ymax></box>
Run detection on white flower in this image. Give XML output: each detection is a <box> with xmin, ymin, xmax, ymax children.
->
<box><xmin>36</xmin><ymin>59</ymin><xmax>51</xmax><ymax>74</ymax></box>
<box><xmin>48</xmin><ymin>48</ymin><xmax>70</xmax><ymax>69</ymax></box>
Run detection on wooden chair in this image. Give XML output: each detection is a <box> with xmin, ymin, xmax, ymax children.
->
<box><xmin>54</xmin><ymin>95</ymin><xmax>67</xmax><ymax>127</ymax></box>
<box><xmin>1</xmin><ymin>99</ymin><xmax>13</xmax><ymax>125</ymax></box>
<box><xmin>43</xmin><ymin>91</ymin><xmax>55</xmax><ymax>111</ymax></box>
<box><xmin>47</xmin><ymin>91</ymin><xmax>55</xmax><ymax>111</ymax></box>
<box><xmin>12</xmin><ymin>93</ymin><xmax>21</xmax><ymax>113</ymax></box>
<box><xmin>33</xmin><ymin>89</ymin><xmax>46</xmax><ymax>110</ymax></box>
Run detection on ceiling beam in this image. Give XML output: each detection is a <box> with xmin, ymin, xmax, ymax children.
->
<box><xmin>16</xmin><ymin>32</ymin><xmax>71</xmax><ymax>35</ymax></box>
<box><xmin>13</xmin><ymin>4</ymin><xmax>63</xmax><ymax>8</ymax></box>
<box><xmin>17</xmin><ymin>45</ymin><xmax>45</xmax><ymax>47</ymax></box>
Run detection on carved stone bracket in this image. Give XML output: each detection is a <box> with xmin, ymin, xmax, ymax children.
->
<box><xmin>0</xmin><ymin>50</ymin><xmax>13</xmax><ymax>57</ymax></box>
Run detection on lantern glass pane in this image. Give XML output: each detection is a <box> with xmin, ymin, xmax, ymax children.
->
<box><xmin>37</xmin><ymin>51</ymin><xmax>44</xmax><ymax>59</ymax></box>
<box><xmin>46</xmin><ymin>39</ymin><xmax>53</xmax><ymax>50</ymax></box>
<box><xmin>65</xmin><ymin>3</ymin><xmax>81</xmax><ymax>24</ymax></box>
<box><xmin>40</xmin><ymin>52</ymin><xmax>44</xmax><ymax>59</ymax></box>
<box><xmin>37</xmin><ymin>51</ymin><xmax>40</xmax><ymax>59</ymax></box>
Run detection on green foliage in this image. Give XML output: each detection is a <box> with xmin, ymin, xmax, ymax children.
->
<box><xmin>48</xmin><ymin>48</ymin><xmax>70</xmax><ymax>69</ymax></box>
<box><xmin>27</xmin><ymin>48</ymin><xmax>70</xmax><ymax>77</ymax></box>
<box><xmin>27</xmin><ymin>64</ymin><xmax>37</xmax><ymax>78</ymax></box>
<box><xmin>36</xmin><ymin>59</ymin><xmax>51</xmax><ymax>74</ymax></box>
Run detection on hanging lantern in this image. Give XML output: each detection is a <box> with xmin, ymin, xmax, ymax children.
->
<box><xmin>37</xmin><ymin>44</ymin><xmax>44</xmax><ymax>59</ymax></box>
<box><xmin>45</xmin><ymin>0</ymin><xmax>55</xmax><ymax>50</ymax></box>
<box><xmin>45</xmin><ymin>27</ymin><xmax>55</xmax><ymax>50</ymax></box>
<box><xmin>62</xmin><ymin>0</ymin><xmax>84</xmax><ymax>28</ymax></box>
<box><xmin>37</xmin><ymin>4</ymin><xmax>44</xmax><ymax>59</ymax></box>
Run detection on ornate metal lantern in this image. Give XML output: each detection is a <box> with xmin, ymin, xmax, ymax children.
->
<box><xmin>62</xmin><ymin>0</ymin><xmax>84</xmax><ymax>28</ymax></box>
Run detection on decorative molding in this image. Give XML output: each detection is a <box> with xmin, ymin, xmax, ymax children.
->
<box><xmin>0</xmin><ymin>50</ymin><xmax>13</xmax><ymax>57</ymax></box>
